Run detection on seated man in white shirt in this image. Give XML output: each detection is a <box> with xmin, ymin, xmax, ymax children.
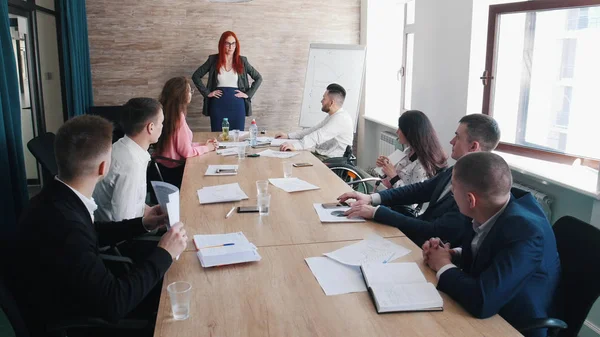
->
<box><xmin>93</xmin><ymin>97</ymin><xmax>164</xmax><ymax>221</ymax></box>
<box><xmin>275</xmin><ymin>83</ymin><xmax>353</xmax><ymax>159</ymax></box>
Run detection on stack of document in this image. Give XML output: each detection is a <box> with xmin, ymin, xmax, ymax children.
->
<box><xmin>197</xmin><ymin>183</ymin><xmax>249</xmax><ymax>204</ymax></box>
<box><xmin>205</xmin><ymin>165</ymin><xmax>239</xmax><ymax>176</ymax></box>
<box><xmin>257</xmin><ymin>149</ymin><xmax>299</xmax><ymax>159</ymax></box>
<box><xmin>270</xmin><ymin>139</ymin><xmax>301</xmax><ymax>147</ymax></box>
<box><xmin>216</xmin><ymin>148</ymin><xmax>238</xmax><ymax>156</ymax></box>
<box><xmin>269</xmin><ymin>178</ymin><xmax>320</xmax><ymax>192</ymax></box>
<box><xmin>193</xmin><ymin>232</ymin><xmax>261</xmax><ymax>267</ymax></box>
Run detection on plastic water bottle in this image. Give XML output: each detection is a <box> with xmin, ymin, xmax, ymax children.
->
<box><xmin>249</xmin><ymin>119</ymin><xmax>258</xmax><ymax>146</ymax></box>
<box><xmin>222</xmin><ymin>118</ymin><xmax>230</xmax><ymax>141</ymax></box>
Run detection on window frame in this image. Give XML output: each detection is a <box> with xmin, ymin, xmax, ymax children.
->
<box><xmin>482</xmin><ymin>0</ymin><xmax>600</xmax><ymax>169</ymax></box>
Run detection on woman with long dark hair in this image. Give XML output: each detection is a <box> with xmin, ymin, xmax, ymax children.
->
<box><xmin>192</xmin><ymin>31</ymin><xmax>262</xmax><ymax>131</ymax></box>
<box><xmin>153</xmin><ymin>76</ymin><xmax>216</xmax><ymax>187</ymax></box>
<box><xmin>376</xmin><ymin>110</ymin><xmax>447</xmax><ymax>189</ymax></box>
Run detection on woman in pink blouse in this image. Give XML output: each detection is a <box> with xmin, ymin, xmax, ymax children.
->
<box><xmin>154</xmin><ymin>76</ymin><xmax>217</xmax><ymax>187</ymax></box>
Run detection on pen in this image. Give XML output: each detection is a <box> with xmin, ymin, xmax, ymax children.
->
<box><xmin>383</xmin><ymin>252</ymin><xmax>395</xmax><ymax>264</ymax></box>
<box><xmin>200</xmin><ymin>243</ymin><xmax>235</xmax><ymax>249</ymax></box>
<box><xmin>225</xmin><ymin>206</ymin><xmax>236</xmax><ymax>219</ymax></box>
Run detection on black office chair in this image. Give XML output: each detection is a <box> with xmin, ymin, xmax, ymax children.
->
<box><xmin>1</xmin><ymin>256</ymin><xmax>147</xmax><ymax>337</ymax></box>
<box><xmin>88</xmin><ymin>105</ymin><xmax>126</xmax><ymax>143</ymax></box>
<box><xmin>27</xmin><ymin>132</ymin><xmax>58</xmax><ymax>180</ymax></box>
<box><xmin>517</xmin><ymin>216</ymin><xmax>600</xmax><ymax>337</ymax></box>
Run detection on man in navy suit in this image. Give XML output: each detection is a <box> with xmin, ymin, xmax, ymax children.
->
<box><xmin>423</xmin><ymin>152</ymin><xmax>560</xmax><ymax>337</ymax></box>
<box><xmin>339</xmin><ymin>114</ymin><xmax>501</xmax><ymax>247</ymax></box>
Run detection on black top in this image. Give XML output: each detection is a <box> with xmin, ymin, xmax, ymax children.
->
<box><xmin>13</xmin><ymin>179</ymin><xmax>172</xmax><ymax>334</ymax></box>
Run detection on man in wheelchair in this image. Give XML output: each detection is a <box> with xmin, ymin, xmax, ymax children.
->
<box><xmin>274</xmin><ymin>83</ymin><xmax>353</xmax><ymax>161</ymax></box>
<box><xmin>338</xmin><ymin>114</ymin><xmax>501</xmax><ymax>248</ymax></box>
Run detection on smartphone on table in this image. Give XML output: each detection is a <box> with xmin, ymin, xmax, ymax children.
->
<box><xmin>237</xmin><ymin>206</ymin><xmax>259</xmax><ymax>213</ymax></box>
<box><xmin>216</xmin><ymin>168</ymin><xmax>237</xmax><ymax>174</ymax></box>
<box><xmin>293</xmin><ymin>162</ymin><xmax>313</xmax><ymax>167</ymax></box>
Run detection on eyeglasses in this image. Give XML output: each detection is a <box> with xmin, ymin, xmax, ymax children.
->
<box><xmin>225</xmin><ymin>42</ymin><xmax>237</xmax><ymax>48</ymax></box>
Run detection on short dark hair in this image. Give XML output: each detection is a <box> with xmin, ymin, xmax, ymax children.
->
<box><xmin>458</xmin><ymin>114</ymin><xmax>501</xmax><ymax>151</ymax></box>
<box><xmin>326</xmin><ymin>83</ymin><xmax>346</xmax><ymax>105</ymax></box>
<box><xmin>120</xmin><ymin>97</ymin><xmax>162</xmax><ymax>136</ymax></box>
<box><xmin>454</xmin><ymin>152</ymin><xmax>512</xmax><ymax>199</ymax></box>
<box><xmin>55</xmin><ymin>115</ymin><xmax>113</xmax><ymax>181</ymax></box>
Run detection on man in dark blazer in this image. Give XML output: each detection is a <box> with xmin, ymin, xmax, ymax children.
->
<box><xmin>340</xmin><ymin>114</ymin><xmax>501</xmax><ymax>247</ymax></box>
<box><xmin>423</xmin><ymin>152</ymin><xmax>560</xmax><ymax>337</ymax></box>
<box><xmin>13</xmin><ymin>115</ymin><xmax>188</xmax><ymax>336</ymax></box>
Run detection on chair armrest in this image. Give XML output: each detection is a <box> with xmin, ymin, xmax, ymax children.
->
<box><xmin>516</xmin><ymin>317</ymin><xmax>567</xmax><ymax>337</ymax></box>
<box><xmin>347</xmin><ymin>177</ymin><xmax>382</xmax><ymax>185</ymax></box>
<box><xmin>48</xmin><ymin>317</ymin><xmax>148</xmax><ymax>333</ymax></box>
<box><xmin>99</xmin><ymin>254</ymin><xmax>133</xmax><ymax>265</ymax></box>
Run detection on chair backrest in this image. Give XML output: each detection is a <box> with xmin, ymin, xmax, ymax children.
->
<box><xmin>553</xmin><ymin>216</ymin><xmax>600</xmax><ymax>337</ymax></box>
<box><xmin>88</xmin><ymin>105</ymin><xmax>126</xmax><ymax>143</ymax></box>
<box><xmin>27</xmin><ymin>132</ymin><xmax>58</xmax><ymax>177</ymax></box>
<box><xmin>0</xmin><ymin>275</ymin><xmax>30</xmax><ymax>337</ymax></box>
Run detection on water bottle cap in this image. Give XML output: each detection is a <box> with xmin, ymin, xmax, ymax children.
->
<box><xmin>251</xmin><ymin>119</ymin><xmax>256</xmax><ymax>124</ymax></box>
<box><xmin>223</xmin><ymin>118</ymin><xmax>228</xmax><ymax>121</ymax></box>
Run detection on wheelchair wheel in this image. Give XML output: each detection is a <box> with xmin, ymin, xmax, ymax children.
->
<box><xmin>329</xmin><ymin>164</ymin><xmax>370</xmax><ymax>193</ymax></box>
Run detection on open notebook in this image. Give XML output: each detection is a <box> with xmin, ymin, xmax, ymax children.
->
<box><xmin>360</xmin><ymin>262</ymin><xmax>443</xmax><ymax>313</ymax></box>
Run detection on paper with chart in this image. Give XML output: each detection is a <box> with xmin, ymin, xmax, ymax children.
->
<box><xmin>312</xmin><ymin>203</ymin><xmax>365</xmax><ymax>223</ymax></box>
<box><xmin>205</xmin><ymin>165</ymin><xmax>239</xmax><ymax>176</ymax></box>
<box><xmin>324</xmin><ymin>234</ymin><xmax>411</xmax><ymax>266</ymax></box>
<box><xmin>374</xmin><ymin>149</ymin><xmax>407</xmax><ymax>176</ymax></box>
<box><xmin>197</xmin><ymin>183</ymin><xmax>249</xmax><ymax>204</ymax></box>
<box><xmin>269</xmin><ymin>178</ymin><xmax>320</xmax><ymax>193</ymax></box>
<box><xmin>270</xmin><ymin>139</ymin><xmax>301</xmax><ymax>147</ymax></box>
<box><xmin>305</xmin><ymin>257</ymin><xmax>367</xmax><ymax>296</ymax></box>
<box><xmin>257</xmin><ymin>149</ymin><xmax>300</xmax><ymax>159</ymax></box>
<box><xmin>217</xmin><ymin>148</ymin><xmax>238</xmax><ymax>156</ymax></box>
<box><xmin>151</xmin><ymin>181</ymin><xmax>179</xmax><ymax>229</ymax></box>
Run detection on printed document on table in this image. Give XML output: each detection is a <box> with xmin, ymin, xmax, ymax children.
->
<box><xmin>197</xmin><ymin>183</ymin><xmax>249</xmax><ymax>204</ymax></box>
<box><xmin>151</xmin><ymin>181</ymin><xmax>179</xmax><ymax>229</ymax></box>
<box><xmin>220</xmin><ymin>142</ymin><xmax>247</xmax><ymax>148</ymax></box>
<box><xmin>257</xmin><ymin>149</ymin><xmax>300</xmax><ymax>159</ymax></box>
<box><xmin>269</xmin><ymin>178</ymin><xmax>320</xmax><ymax>193</ymax></box>
<box><xmin>324</xmin><ymin>234</ymin><xmax>411</xmax><ymax>266</ymax></box>
<box><xmin>217</xmin><ymin>148</ymin><xmax>238</xmax><ymax>156</ymax></box>
<box><xmin>312</xmin><ymin>203</ymin><xmax>365</xmax><ymax>223</ymax></box>
<box><xmin>193</xmin><ymin>232</ymin><xmax>251</xmax><ymax>250</ymax></box>
<box><xmin>205</xmin><ymin>165</ymin><xmax>239</xmax><ymax>176</ymax></box>
<box><xmin>270</xmin><ymin>139</ymin><xmax>301</xmax><ymax>147</ymax></box>
<box><xmin>374</xmin><ymin>149</ymin><xmax>407</xmax><ymax>176</ymax></box>
<box><xmin>305</xmin><ymin>257</ymin><xmax>367</xmax><ymax>296</ymax></box>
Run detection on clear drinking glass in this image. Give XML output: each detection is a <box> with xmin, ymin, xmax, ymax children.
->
<box><xmin>237</xmin><ymin>145</ymin><xmax>246</xmax><ymax>159</ymax></box>
<box><xmin>258</xmin><ymin>193</ymin><xmax>271</xmax><ymax>215</ymax></box>
<box><xmin>256</xmin><ymin>180</ymin><xmax>269</xmax><ymax>196</ymax></box>
<box><xmin>283</xmin><ymin>161</ymin><xmax>293</xmax><ymax>178</ymax></box>
<box><xmin>167</xmin><ymin>281</ymin><xmax>192</xmax><ymax>320</ymax></box>
<box><xmin>231</xmin><ymin>129</ymin><xmax>240</xmax><ymax>142</ymax></box>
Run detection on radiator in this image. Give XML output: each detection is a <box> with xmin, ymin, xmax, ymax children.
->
<box><xmin>379</xmin><ymin>131</ymin><xmax>397</xmax><ymax>157</ymax></box>
<box><xmin>513</xmin><ymin>183</ymin><xmax>553</xmax><ymax>221</ymax></box>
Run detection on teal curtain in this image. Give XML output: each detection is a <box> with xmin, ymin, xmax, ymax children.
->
<box><xmin>0</xmin><ymin>1</ymin><xmax>28</xmax><ymax>235</ymax></box>
<box><xmin>59</xmin><ymin>0</ymin><xmax>93</xmax><ymax>117</ymax></box>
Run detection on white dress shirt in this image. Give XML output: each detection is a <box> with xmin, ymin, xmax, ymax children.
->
<box><xmin>288</xmin><ymin>108</ymin><xmax>354</xmax><ymax>158</ymax></box>
<box><xmin>55</xmin><ymin>177</ymin><xmax>98</xmax><ymax>222</ymax></box>
<box><xmin>93</xmin><ymin>136</ymin><xmax>150</xmax><ymax>222</ymax></box>
<box><xmin>436</xmin><ymin>199</ymin><xmax>510</xmax><ymax>280</ymax></box>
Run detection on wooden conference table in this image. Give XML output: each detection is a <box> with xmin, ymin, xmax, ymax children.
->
<box><xmin>153</xmin><ymin>132</ymin><xmax>521</xmax><ymax>337</ymax></box>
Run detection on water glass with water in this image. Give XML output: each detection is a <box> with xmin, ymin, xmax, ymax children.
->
<box><xmin>237</xmin><ymin>145</ymin><xmax>246</xmax><ymax>159</ymax></box>
<box><xmin>283</xmin><ymin>161</ymin><xmax>293</xmax><ymax>178</ymax></box>
<box><xmin>167</xmin><ymin>281</ymin><xmax>192</xmax><ymax>320</ymax></box>
<box><xmin>258</xmin><ymin>193</ymin><xmax>271</xmax><ymax>215</ymax></box>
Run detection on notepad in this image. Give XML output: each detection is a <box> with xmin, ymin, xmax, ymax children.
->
<box><xmin>197</xmin><ymin>183</ymin><xmax>249</xmax><ymax>204</ymax></box>
<box><xmin>193</xmin><ymin>232</ymin><xmax>262</xmax><ymax>267</ymax></box>
<box><xmin>361</xmin><ymin>262</ymin><xmax>443</xmax><ymax>313</ymax></box>
<box><xmin>205</xmin><ymin>165</ymin><xmax>239</xmax><ymax>176</ymax></box>
<box><xmin>219</xmin><ymin>142</ymin><xmax>247</xmax><ymax>148</ymax></box>
<box><xmin>270</xmin><ymin>139</ymin><xmax>301</xmax><ymax>147</ymax></box>
<box><xmin>374</xmin><ymin>149</ymin><xmax>407</xmax><ymax>177</ymax></box>
<box><xmin>312</xmin><ymin>203</ymin><xmax>365</xmax><ymax>223</ymax></box>
<box><xmin>216</xmin><ymin>148</ymin><xmax>238</xmax><ymax>156</ymax></box>
<box><xmin>269</xmin><ymin>178</ymin><xmax>320</xmax><ymax>193</ymax></box>
<box><xmin>257</xmin><ymin>149</ymin><xmax>300</xmax><ymax>159</ymax></box>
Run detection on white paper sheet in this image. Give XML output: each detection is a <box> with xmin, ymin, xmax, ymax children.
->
<box><xmin>193</xmin><ymin>232</ymin><xmax>260</xmax><ymax>268</ymax></box>
<box><xmin>193</xmin><ymin>232</ymin><xmax>251</xmax><ymax>250</ymax></box>
<box><xmin>216</xmin><ymin>148</ymin><xmax>238</xmax><ymax>156</ymax></box>
<box><xmin>268</xmin><ymin>178</ymin><xmax>320</xmax><ymax>193</ymax></box>
<box><xmin>305</xmin><ymin>257</ymin><xmax>367</xmax><ymax>296</ymax></box>
<box><xmin>257</xmin><ymin>149</ymin><xmax>300</xmax><ymax>159</ymax></box>
<box><xmin>197</xmin><ymin>183</ymin><xmax>249</xmax><ymax>204</ymax></box>
<box><xmin>205</xmin><ymin>165</ymin><xmax>239</xmax><ymax>176</ymax></box>
<box><xmin>323</xmin><ymin>234</ymin><xmax>411</xmax><ymax>266</ymax></box>
<box><xmin>219</xmin><ymin>142</ymin><xmax>248</xmax><ymax>148</ymax></box>
<box><xmin>256</xmin><ymin>136</ymin><xmax>273</xmax><ymax>143</ymax></box>
<box><xmin>312</xmin><ymin>203</ymin><xmax>365</xmax><ymax>223</ymax></box>
<box><xmin>270</xmin><ymin>139</ymin><xmax>301</xmax><ymax>147</ymax></box>
<box><xmin>151</xmin><ymin>181</ymin><xmax>179</xmax><ymax>229</ymax></box>
<box><xmin>361</xmin><ymin>262</ymin><xmax>427</xmax><ymax>288</ymax></box>
<box><xmin>374</xmin><ymin>149</ymin><xmax>407</xmax><ymax>176</ymax></box>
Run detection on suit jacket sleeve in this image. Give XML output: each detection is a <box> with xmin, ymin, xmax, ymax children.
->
<box><xmin>192</xmin><ymin>56</ymin><xmax>214</xmax><ymax>97</ymax></box>
<box><xmin>437</xmin><ymin>229</ymin><xmax>544</xmax><ymax>318</ymax></box>
<box><xmin>64</xmin><ymin>221</ymin><xmax>172</xmax><ymax>321</ymax></box>
<box><xmin>94</xmin><ymin>217</ymin><xmax>148</xmax><ymax>247</ymax></box>
<box><xmin>378</xmin><ymin>171</ymin><xmax>445</xmax><ymax>206</ymax></box>
<box><xmin>373</xmin><ymin>202</ymin><xmax>468</xmax><ymax>246</ymax></box>
<box><xmin>242</xmin><ymin>57</ymin><xmax>262</xmax><ymax>99</ymax></box>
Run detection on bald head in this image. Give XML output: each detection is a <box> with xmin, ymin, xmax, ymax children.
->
<box><xmin>454</xmin><ymin>152</ymin><xmax>512</xmax><ymax>202</ymax></box>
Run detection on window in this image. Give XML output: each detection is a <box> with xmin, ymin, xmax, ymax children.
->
<box><xmin>364</xmin><ymin>0</ymin><xmax>416</xmax><ymax>126</ymax></box>
<box><xmin>482</xmin><ymin>0</ymin><xmax>600</xmax><ymax>167</ymax></box>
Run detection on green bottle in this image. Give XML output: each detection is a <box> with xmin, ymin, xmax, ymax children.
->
<box><xmin>222</xmin><ymin>118</ymin><xmax>230</xmax><ymax>141</ymax></box>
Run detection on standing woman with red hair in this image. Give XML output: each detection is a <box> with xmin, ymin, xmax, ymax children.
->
<box><xmin>192</xmin><ymin>31</ymin><xmax>262</xmax><ymax>131</ymax></box>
